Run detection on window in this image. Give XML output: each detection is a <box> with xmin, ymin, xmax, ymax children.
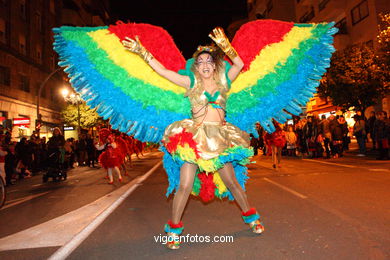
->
<box><xmin>50</xmin><ymin>86</ymin><xmax>54</xmax><ymax>101</ymax></box>
<box><xmin>35</xmin><ymin>12</ymin><xmax>42</xmax><ymax>32</ymax></box>
<box><xmin>335</xmin><ymin>18</ymin><xmax>348</xmax><ymax>34</ymax></box>
<box><xmin>0</xmin><ymin>18</ymin><xmax>6</xmax><ymax>43</ymax></box>
<box><xmin>50</xmin><ymin>55</ymin><xmax>56</xmax><ymax>70</ymax></box>
<box><xmin>318</xmin><ymin>0</ymin><xmax>330</xmax><ymax>11</ymax></box>
<box><xmin>0</xmin><ymin>66</ymin><xmax>10</xmax><ymax>86</ymax></box>
<box><xmin>299</xmin><ymin>7</ymin><xmax>315</xmax><ymax>23</ymax></box>
<box><xmin>19</xmin><ymin>34</ymin><xmax>26</xmax><ymax>54</ymax></box>
<box><xmin>19</xmin><ymin>74</ymin><xmax>30</xmax><ymax>92</ymax></box>
<box><xmin>41</xmin><ymin>84</ymin><xmax>47</xmax><ymax>98</ymax></box>
<box><xmin>256</xmin><ymin>13</ymin><xmax>265</xmax><ymax>19</ymax></box>
<box><xmin>267</xmin><ymin>0</ymin><xmax>273</xmax><ymax>13</ymax></box>
<box><xmin>20</xmin><ymin>0</ymin><xmax>26</xmax><ymax>20</ymax></box>
<box><xmin>49</xmin><ymin>0</ymin><xmax>55</xmax><ymax>14</ymax></box>
<box><xmin>36</xmin><ymin>45</ymin><xmax>42</xmax><ymax>63</ymax></box>
<box><xmin>351</xmin><ymin>0</ymin><xmax>369</xmax><ymax>25</ymax></box>
<box><xmin>366</xmin><ymin>40</ymin><xmax>373</xmax><ymax>48</ymax></box>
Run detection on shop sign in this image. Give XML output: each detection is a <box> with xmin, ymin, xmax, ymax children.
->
<box><xmin>64</xmin><ymin>126</ymin><xmax>75</xmax><ymax>131</ymax></box>
<box><xmin>13</xmin><ymin>118</ymin><xmax>30</xmax><ymax>126</ymax></box>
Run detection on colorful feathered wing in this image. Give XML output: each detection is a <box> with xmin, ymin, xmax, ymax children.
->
<box><xmin>53</xmin><ymin>22</ymin><xmax>190</xmax><ymax>143</ymax></box>
<box><xmin>227</xmin><ymin>20</ymin><xmax>337</xmax><ymax>133</ymax></box>
<box><xmin>53</xmin><ymin>20</ymin><xmax>337</xmax><ymax>141</ymax></box>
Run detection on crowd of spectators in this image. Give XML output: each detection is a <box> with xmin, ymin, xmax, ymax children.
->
<box><xmin>250</xmin><ymin>111</ymin><xmax>389</xmax><ymax>161</ymax></box>
<box><xmin>0</xmin><ymin>127</ymin><xmax>100</xmax><ymax>187</ymax></box>
<box><xmin>0</xmin><ymin>126</ymin><xmax>151</xmax><ymax>187</ymax></box>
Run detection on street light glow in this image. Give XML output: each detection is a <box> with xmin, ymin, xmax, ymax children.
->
<box><xmin>61</xmin><ymin>88</ymin><xmax>69</xmax><ymax>98</ymax></box>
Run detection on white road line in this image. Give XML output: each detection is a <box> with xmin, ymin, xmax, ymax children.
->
<box><xmin>1</xmin><ymin>192</ymin><xmax>51</xmax><ymax>210</ymax></box>
<box><xmin>302</xmin><ymin>159</ymin><xmax>358</xmax><ymax>168</ymax></box>
<box><xmin>263</xmin><ymin>178</ymin><xmax>308</xmax><ymax>199</ymax></box>
<box><xmin>48</xmin><ymin>161</ymin><xmax>162</xmax><ymax>260</ymax></box>
<box><xmin>369</xmin><ymin>168</ymin><xmax>390</xmax><ymax>172</ymax></box>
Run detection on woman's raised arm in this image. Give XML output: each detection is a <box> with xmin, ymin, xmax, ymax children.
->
<box><xmin>122</xmin><ymin>36</ymin><xmax>191</xmax><ymax>89</ymax></box>
<box><xmin>208</xmin><ymin>27</ymin><xmax>243</xmax><ymax>82</ymax></box>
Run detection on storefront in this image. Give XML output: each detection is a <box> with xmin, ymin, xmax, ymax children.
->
<box><xmin>13</xmin><ymin>117</ymin><xmax>32</xmax><ymax>139</ymax></box>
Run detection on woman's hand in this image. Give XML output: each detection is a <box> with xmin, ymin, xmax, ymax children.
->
<box><xmin>122</xmin><ymin>36</ymin><xmax>154</xmax><ymax>63</ymax></box>
<box><xmin>208</xmin><ymin>27</ymin><xmax>237</xmax><ymax>61</ymax></box>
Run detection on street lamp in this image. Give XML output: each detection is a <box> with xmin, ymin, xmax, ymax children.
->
<box><xmin>36</xmin><ymin>67</ymin><xmax>62</xmax><ymax>134</ymax></box>
<box><xmin>61</xmin><ymin>88</ymin><xmax>83</xmax><ymax>134</ymax></box>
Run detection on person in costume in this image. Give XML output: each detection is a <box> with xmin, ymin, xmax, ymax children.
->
<box><xmin>123</xmin><ymin>27</ymin><xmax>264</xmax><ymax>249</ymax></box>
<box><xmin>95</xmin><ymin>128</ymin><xmax>123</xmax><ymax>184</ymax></box>
<box><xmin>264</xmin><ymin>121</ymin><xmax>286</xmax><ymax>168</ymax></box>
<box><xmin>53</xmin><ymin>19</ymin><xmax>337</xmax><ymax>250</ymax></box>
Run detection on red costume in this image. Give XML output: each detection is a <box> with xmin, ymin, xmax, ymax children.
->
<box><xmin>97</xmin><ymin>129</ymin><xmax>122</xmax><ymax>169</ymax></box>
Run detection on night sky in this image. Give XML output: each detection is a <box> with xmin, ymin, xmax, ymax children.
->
<box><xmin>109</xmin><ymin>0</ymin><xmax>248</xmax><ymax>59</ymax></box>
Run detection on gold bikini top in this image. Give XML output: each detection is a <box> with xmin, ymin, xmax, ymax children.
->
<box><xmin>183</xmin><ymin>60</ymin><xmax>232</xmax><ymax>111</ymax></box>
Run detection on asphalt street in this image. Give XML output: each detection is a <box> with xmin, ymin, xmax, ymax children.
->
<box><xmin>0</xmin><ymin>147</ymin><xmax>389</xmax><ymax>260</ymax></box>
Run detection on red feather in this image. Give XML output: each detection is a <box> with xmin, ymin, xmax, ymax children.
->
<box><xmin>231</xmin><ymin>20</ymin><xmax>294</xmax><ymax>71</ymax></box>
<box><xmin>198</xmin><ymin>172</ymin><xmax>216</xmax><ymax>202</ymax></box>
<box><xmin>108</xmin><ymin>21</ymin><xmax>186</xmax><ymax>72</ymax></box>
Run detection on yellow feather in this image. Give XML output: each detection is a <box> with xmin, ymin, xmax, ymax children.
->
<box><xmin>176</xmin><ymin>144</ymin><xmax>197</xmax><ymax>163</ymax></box>
<box><xmin>229</xmin><ymin>26</ymin><xmax>313</xmax><ymax>94</ymax></box>
<box><xmin>88</xmin><ymin>30</ymin><xmax>186</xmax><ymax>94</ymax></box>
<box><xmin>213</xmin><ymin>172</ymin><xmax>227</xmax><ymax>194</ymax></box>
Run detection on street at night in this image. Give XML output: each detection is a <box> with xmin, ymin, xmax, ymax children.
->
<box><xmin>0</xmin><ymin>147</ymin><xmax>389</xmax><ymax>260</ymax></box>
<box><xmin>1</xmin><ymin>0</ymin><xmax>389</xmax><ymax>259</ymax></box>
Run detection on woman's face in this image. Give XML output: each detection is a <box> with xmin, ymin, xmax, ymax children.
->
<box><xmin>195</xmin><ymin>53</ymin><xmax>216</xmax><ymax>79</ymax></box>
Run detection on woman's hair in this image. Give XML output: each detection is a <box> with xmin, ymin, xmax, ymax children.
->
<box><xmin>53</xmin><ymin>127</ymin><xmax>62</xmax><ymax>136</ymax></box>
<box><xmin>191</xmin><ymin>45</ymin><xmax>225</xmax><ymax>79</ymax></box>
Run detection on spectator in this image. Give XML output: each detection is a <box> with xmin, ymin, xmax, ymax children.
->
<box><xmin>15</xmin><ymin>137</ymin><xmax>33</xmax><ymax>178</ymax></box>
<box><xmin>249</xmin><ymin>133</ymin><xmax>258</xmax><ymax>156</ymax></box>
<box><xmin>353</xmin><ymin>115</ymin><xmax>366</xmax><ymax>156</ymax></box>
<box><xmin>4</xmin><ymin>143</ymin><xmax>16</xmax><ymax>186</ymax></box>
<box><xmin>77</xmin><ymin>133</ymin><xmax>88</xmax><ymax>166</ymax></box>
<box><xmin>339</xmin><ymin>116</ymin><xmax>350</xmax><ymax>151</ymax></box>
<box><xmin>86</xmin><ymin>134</ymin><xmax>96</xmax><ymax>167</ymax></box>
<box><xmin>0</xmin><ymin>139</ymin><xmax>6</xmax><ymax>183</ymax></box>
<box><xmin>330</xmin><ymin>116</ymin><xmax>348</xmax><ymax>158</ymax></box>
<box><xmin>319</xmin><ymin>115</ymin><xmax>332</xmax><ymax>158</ymax></box>
<box><xmin>367</xmin><ymin>111</ymin><xmax>376</xmax><ymax>150</ymax></box>
<box><xmin>255</xmin><ymin>122</ymin><xmax>265</xmax><ymax>155</ymax></box>
<box><xmin>64</xmin><ymin>138</ymin><xmax>74</xmax><ymax>169</ymax></box>
<box><xmin>303</xmin><ymin>116</ymin><xmax>318</xmax><ymax>158</ymax></box>
<box><xmin>285</xmin><ymin>125</ymin><xmax>297</xmax><ymax>156</ymax></box>
<box><xmin>373</xmin><ymin>111</ymin><xmax>389</xmax><ymax>160</ymax></box>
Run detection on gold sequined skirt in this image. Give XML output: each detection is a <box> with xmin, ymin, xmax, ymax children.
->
<box><xmin>162</xmin><ymin>119</ymin><xmax>250</xmax><ymax>161</ymax></box>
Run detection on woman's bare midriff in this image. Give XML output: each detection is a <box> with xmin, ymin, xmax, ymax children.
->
<box><xmin>192</xmin><ymin>105</ymin><xmax>225</xmax><ymax>123</ymax></box>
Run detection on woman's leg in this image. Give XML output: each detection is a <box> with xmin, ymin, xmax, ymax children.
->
<box><xmin>271</xmin><ymin>145</ymin><xmax>277</xmax><ymax>167</ymax></box>
<box><xmin>277</xmin><ymin>147</ymin><xmax>282</xmax><ymax>165</ymax></box>
<box><xmin>218</xmin><ymin>163</ymin><xmax>250</xmax><ymax>212</ymax></box>
<box><xmin>171</xmin><ymin>163</ymin><xmax>198</xmax><ymax>224</ymax></box>
<box><xmin>114</xmin><ymin>166</ymin><xmax>122</xmax><ymax>181</ymax></box>
<box><xmin>107</xmin><ymin>168</ymin><xmax>113</xmax><ymax>183</ymax></box>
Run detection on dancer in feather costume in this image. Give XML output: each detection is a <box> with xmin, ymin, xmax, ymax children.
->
<box><xmin>53</xmin><ymin>20</ymin><xmax>337</xmax><ymax>249</ymax></box>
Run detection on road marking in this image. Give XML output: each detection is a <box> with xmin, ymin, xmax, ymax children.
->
<box><xmin>263</xmin><ymin>178</ymin><xmax>308</xmax><ymax>199</ymax></box>
<box><xmin>48</xmin><ymin>161</ymin><xmax>162</xmax><ymax>260</ymax></box>
<box><xmin>302</xmin><ymin>159</ymin><xmax>358</xmax><ymax>168</ymax></box>
<box><xmin>1</xmin><ymin>192</ymin><xmax>51</xmax><ymax>210</ymax></box>
<box><xmin>369</xmin><ymin>168</ymin><xmax>390</xmax><ymax>172</ymax></box>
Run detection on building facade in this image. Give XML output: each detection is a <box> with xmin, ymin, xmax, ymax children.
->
<box><xmin>0</xmin><ymin>0</ymin><xmax>109</xmax><ymax>140</ymax></box>
<box><xmin>247</xmin><ymin>0</ymin><xmax>389</xmax><ymax>117</ymax></box>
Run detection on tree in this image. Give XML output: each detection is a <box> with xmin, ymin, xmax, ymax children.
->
<box><xmin>61</xmin><ymin>103</ymin><xmax>103</xmax><ymax>129</ymax></box>
<box><xmin>318</xmin><ymin>41</ymin><xmax>388</xmax><ymax>113</ymax></box>
<box><xmin>376</xmin><ymin>13</ymin><xmax>390</xmax><ymax>90</ymax></box>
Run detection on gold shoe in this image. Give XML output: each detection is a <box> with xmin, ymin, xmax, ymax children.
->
<box><xmin>166</xmin><ymin>232</ymin><xmax>180</xmax><ymax>249</ymax></box>
<box><xmin>249</xmin><ymin>219</ymin><xmax>264</xmax><ymax>234</ymax></box>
